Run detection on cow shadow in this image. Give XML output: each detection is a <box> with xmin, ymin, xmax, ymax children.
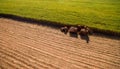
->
<box><xmin>61</xmin><ymin>31</ymin><xmax>68</xmax><ymax>34</ymax></box>
<box><xmin>69</xmin><ymin>33</ymin><xmax>78</xmax><ymax>38</ymax></box>
<box><xmin>80</xmin><ymin>34</ymin><xmax>90</xmax><ymax>43</ymax></box>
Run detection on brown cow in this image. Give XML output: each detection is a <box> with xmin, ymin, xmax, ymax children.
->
<box><xmin>68</xmin><ymin>26</ymin><xmax>78</xmax><ymax>34</ymax></box>
<box><xmin>77</xmin><ymin>25</ymin><xmax>82</xmax><ymax>31</ymax></box>
<box><xmin>60</xmin><ymin>26</ymin><xmax>69</xmax><ymax>34</ymax></box>
<box><xmin>77</xmin><ymin>25</ymin><xmax>86</xmax><ymax>31</ymax></box>
<box><xmin>78</xmin><ymin>25</ymin><xmax>93</xmax><ymax>35</ymax></box>
<box><xmin>84</xmin><ymin>26</ymin><xmax>93</xmax><ymax>35</ymax></box>
<box><xmin>79</xmin><ymin>28</ymin><xmax>88</xmax><ymax>36</ymax></box>
<box><xmin>68</xmin><ymin>26</ymin><xmax>78</xmax><ymax>38</ymax></box>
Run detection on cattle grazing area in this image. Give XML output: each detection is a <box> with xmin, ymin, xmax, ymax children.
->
<box><xmin>0</xmin><ymin>18</ymin><xmax>120</xmax><ymax>69</ymax></box>
<box><xmin>0</xmin><ymin>0</ymin><xmax>120</xmax><ymax>33</ymax></box>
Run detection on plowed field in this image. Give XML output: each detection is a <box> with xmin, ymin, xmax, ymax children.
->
<box><xmin>0</xmin><ymin>18</ymin><xmax>120</xmax><ymax>69</ymax></box>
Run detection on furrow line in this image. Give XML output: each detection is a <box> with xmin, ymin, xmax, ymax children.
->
<box><xmin>31</xmin><ymin>38</ymin><xmax>120</xmax><ymax>67</ymax></box>
<box><xmin>4</xmin><ymin>30</ymin><xmax>119</xmax><ymax>65</ymax></box>
<box><xmin>0</xmin><ymin>29</ymin><xmax>119</xmax><ymax>65</ymax></box>
<box><xmin>0</xmin><ymin>56</ymin><xmax>17</xmax><ymax>69</ymax></box>
<box><xmin>0</xmin><ymin>41</ymin><xmax>83</xmax><ymax>69</ymax></box>
<box><xmin>0</xmin><ymin>52</ymin><xmax>28</xmax><ymax>69</ymax></box>
<box><xmin>0</xmin><ymin>27</ymin><xmax>119</xmax><ymax>58</ymax></box>
<box><xmin>14</xmin><ymin>23</ymin><xmax>120</xmax><ymax>46</ymax></box>
<box><xmin>0</xmin><ymin>59</ymin><xmax>17</xmax><ymax>69</ymax></box>
<box><xmin>0</xmin><ymin>46</ymin><xmax>43</xmax><ymax>69</ymax></box>
<box><xmin>1</xmin><ymin>18</ymin><xmax>120</xmax><ymax>69</ymax></box>
<box><xmin>0</xmin><ymin>30</ymin><xmax>119</xmax><ymax>68</ymax></box>
<box><xmin>13</xmin><ymin>35</ymin><xmax>120</xmax><ymax>68</ymax></box>
<box><xmin>7</xmin><ymin>21</ymin><xmax>119</xmax><ymax>44</ymax></box>
<box><xmin>17</xmin><ymin>42</ymin><xmax>101</xmax><ymax>69</ymax></box>
<box><xmin>1</xmin><ymin>20</ymin><xmax>119</xmax><ymax>48</ymax></box>
<box><xmin>0</xmin><ymin>44</ymin><xmax>60</xmax><ymax>69</ymax></box>
<box><xmin>3</xmin><ymin>26</ymin><xmax>120</xmax><ymax>59</ymax></box>
<box><xmin>37</xmin><ymin>35</ymin><xmax>120</xmax><ymax>66</ymax></box>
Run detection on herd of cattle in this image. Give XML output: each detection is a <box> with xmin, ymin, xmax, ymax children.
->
<box><xmin>60</xmin><ymin>25</ymin><xmax>93</xmax><ymax>36</ymax></box>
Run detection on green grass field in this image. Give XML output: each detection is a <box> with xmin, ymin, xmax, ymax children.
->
<box><xmin>0</xmin><ymin>0</ymin><xmax>120</xmax><ymax>32</ymax></box>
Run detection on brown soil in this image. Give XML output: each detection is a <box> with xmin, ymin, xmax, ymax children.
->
<box><xmin>0</xmin><ymin>18</ymin><xmax>120</xmax><ymax>69</ymax></box>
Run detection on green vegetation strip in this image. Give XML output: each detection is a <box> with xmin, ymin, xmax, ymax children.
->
<box><xmin>0</xmin><ymin>0</ymin><xmax>120</xmax><ymax>33</ymax></box>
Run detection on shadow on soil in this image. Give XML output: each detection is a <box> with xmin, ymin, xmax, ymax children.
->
<box><xmin>69</xmin><ymin>33</ymin><xmax>78</xmax><ymax>38</ymax></box>
<box><xmin>80</xmin><ymin>35</ymin><xmax>90</xmax><ymax>43</ymax></box>
<box><xmin>0</xmin><ymin>13</ymin><xmax>120</xmax><ymax>40</ymax></box>
<box><xmin>0</xmin><ymin>13</ymin><xmax>65</xmax><ymax>29</ymax></box>
<box><xmin>68</xmin><ymin>33</ymin><xmax>90</xmax><ymax>43</ymax></box>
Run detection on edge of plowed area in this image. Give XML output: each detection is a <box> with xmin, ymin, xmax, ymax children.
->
<box><xmin>0</xmin><ymin>17</ymin><xmax>120</xmax><ymax>69</ymax></box>
<box><xmin>0</xmin><ymin>13</ymin><xmax>120</xmax><ymax>37</ymax></box>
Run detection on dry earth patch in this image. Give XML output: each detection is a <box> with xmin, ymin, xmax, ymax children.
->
<box><xmin>0</xmin><ymin>18</ymin><xmax>120</xmax><ymax>69</ymax></box>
